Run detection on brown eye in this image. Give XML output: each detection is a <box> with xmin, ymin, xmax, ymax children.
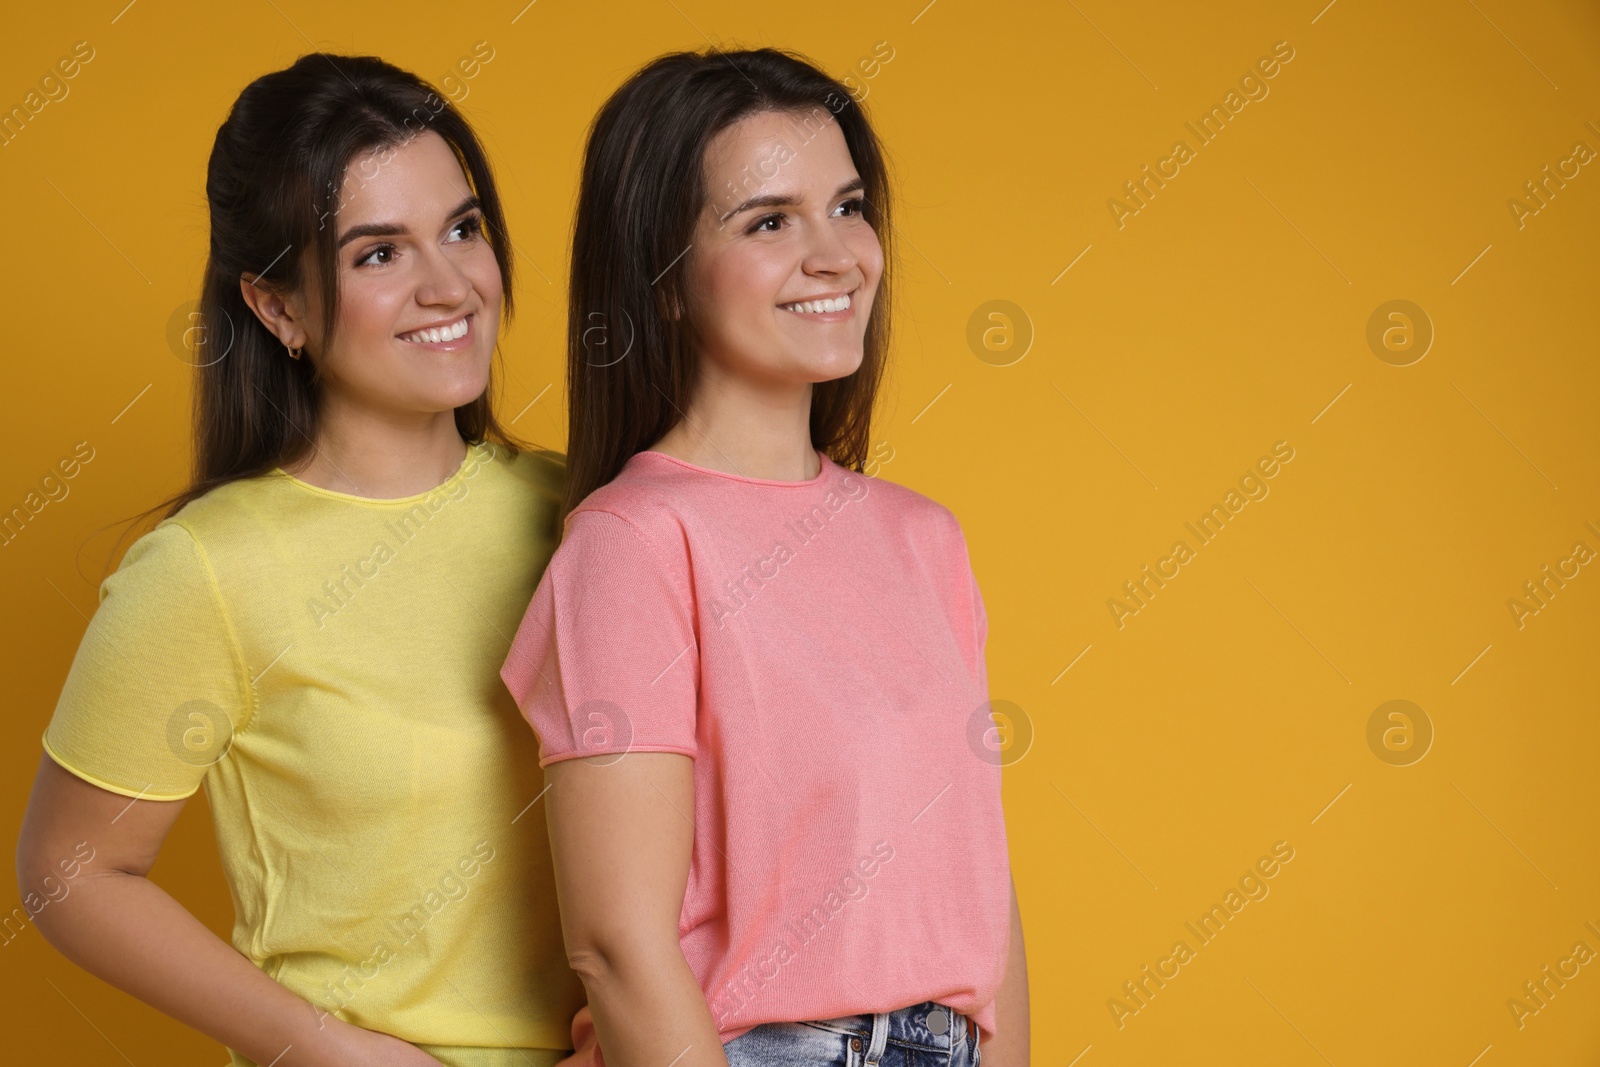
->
<box><xmin>448</xmin><ymin>215</ymin><xmax>485</xmax><ymax>242</ymax></box>
<box><xmin>357</xmin><ymin>243</ymin><xmax>396</xmax><ymax>267</ymax></box>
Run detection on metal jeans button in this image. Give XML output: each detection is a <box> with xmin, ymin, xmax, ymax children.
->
<box><xmin>850</xmin><ymin>1037</ymin><xmax>862</xmax><ymax>1052</ymax></box>
<box><xmin>925</xmin><ymin>1008</ymin><xmax>949</xmax><ymax>1035</ymax></box>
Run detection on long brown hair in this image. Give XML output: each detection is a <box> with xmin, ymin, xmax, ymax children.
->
<box><xmin>108</xmin><ymin>52</ymin><xmax>529</xmax><ymax>573</ymax></box>
<box><xmin>563</xmin><ymin>47</ymin><xmax>894</xmax><ymax>519</ymax></box>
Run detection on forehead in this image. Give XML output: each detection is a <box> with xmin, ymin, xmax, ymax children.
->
<box><xmin>702</xmin><ymin>109</ymin><xmax>858</xmax><ymax>192</ymax></box>
<box><xmin>336</xmin><ymin>130</ymin><xmax>471</xmax><ymax>224</ymax></box>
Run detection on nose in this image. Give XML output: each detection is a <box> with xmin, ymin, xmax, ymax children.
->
<box><xmin>801</xmin><ymin>213</ymin><xmax>857</xmax><ymax>278</ymax></box>
<box><xmin>414</xmin><ymin>243</ymin><xmax>473</xmax><ymax>308</ymax></box>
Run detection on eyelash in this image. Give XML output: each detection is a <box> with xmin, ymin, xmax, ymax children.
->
<box><xmin>354</xmin><ymin>214</ymin><xmax>484</xmax><ymax>268</ymax></box>
<box><xmin>747</xmin><ymin>197</ymin><xmax>867</xmax><ymax>234</ymax></box>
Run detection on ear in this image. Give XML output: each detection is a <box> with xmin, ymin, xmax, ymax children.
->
<box><xmin>239</xmin><ymin>273</ymin><xmax>309</xmax><ymax>350</ymax></box>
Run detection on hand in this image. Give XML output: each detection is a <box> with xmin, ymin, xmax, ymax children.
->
<box><xmin>329</xmin><ymin>1022</ymin><xmax>450</xmax><ymax>1067</ymax></box>
<box><xmin>553</xmin><ymin>1004</ymin><xmax>603</xmax><ymax>1067</ymax></box>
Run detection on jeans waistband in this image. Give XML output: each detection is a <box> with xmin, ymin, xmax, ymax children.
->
<box><xmin>803</xmin><ymin>1001</ymin><xmax>969</xmax><ymax>1053</ymax></box>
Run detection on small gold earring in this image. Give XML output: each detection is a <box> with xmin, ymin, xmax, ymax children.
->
<box><xmin>286</xmin><ymin>342</ymin><xmax>303</xmax><ymax>360</ymax></box>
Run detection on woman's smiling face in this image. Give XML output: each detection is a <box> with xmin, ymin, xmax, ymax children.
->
<box><xmin>683</xmin><ymin>109</ymin><xmax>883</xmax><ymax>388</ymax></box>
<box><xmin>303</xmin><ymin>129</ymin><xmax>502</xmax><ymax>419</ymax></box>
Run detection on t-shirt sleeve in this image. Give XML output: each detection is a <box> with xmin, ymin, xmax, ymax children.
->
<box><xmin>500</xmin><ymin>508</ymin><xmax>700</xmax><ymax>767</ymax></box>
<box><xmin>42</xmin><ymin>521</ymin><xmax>253</xmax><ymax>800</ymax></box>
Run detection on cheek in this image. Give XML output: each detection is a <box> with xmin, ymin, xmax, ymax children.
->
<box><xmin>699</xmin><ymin>247</ymin><xmax>788</xmax><ymax>322</ymax></box>
<box><xmin>851</xmin><ymin>227</ymin><xmax>885</xmax><ymax>283</ymax></box>
<box><xmin>847</xmin><ymin>228</ymin><xmax>884</xmax><ymax>320</ymax></box>
<box><xmin>319</xmin><ymin>279</ymin><xmax>412</xmax><ymax>392</ymax></box>
<box><xmin>332</xmin><ymin>275</ymin><xmax>410</xmax><ymax>351</ymax></box>
<box><xmin>463</xmin><ymin>245</ymin><xmax>504</xmax><ymax>311</ymax></box>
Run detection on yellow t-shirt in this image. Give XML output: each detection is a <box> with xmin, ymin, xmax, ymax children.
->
<box><xmin>42</xmin><ymin>439</ymin><xmax>584</xmax><ymax>1067</ymax></box>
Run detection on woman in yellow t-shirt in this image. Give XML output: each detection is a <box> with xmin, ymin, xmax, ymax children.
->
<box><xmin>14</xmin><ymin>53</ymin><xmax>584</xmax><ymax>1067</ymax></box>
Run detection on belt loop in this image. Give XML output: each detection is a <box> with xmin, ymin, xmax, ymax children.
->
<box><xmin>864</xmin><ymin>1011</ymin><xmax>890</xmax><ymax>1064</ymax></box>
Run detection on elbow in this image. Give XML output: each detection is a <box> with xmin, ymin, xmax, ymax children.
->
<box><xmin>3</xmin><ymin>846</ymin><xmax>32</xmax><ymax>940</ymax></box>
<box><xmin>14</xmin><ymin>807</ymin><xmax>43</xmax><ymax>899</ymax></box>
<box><xmin>564</xmin><ymin>929</ymin><xmax>683</xmax><ymax>992</ymax></box>
<box><xmin>8</xmin><ymin>857</ymin><xmax>65</xmax><ymax>949</ymax></box>
<box><xmin>565</xmin><ymin>944</ymin><xmax>619</xmax><ymax>987</ymax></box>
<box><xmin>12</xmin><ymin>837</ymin><xmax>51</xmax><ymax>927</ymax></box>
<box><xmin>13</xmin><ymin>837</ymin><xmax>106</xmax><ymax>950</ymax></box>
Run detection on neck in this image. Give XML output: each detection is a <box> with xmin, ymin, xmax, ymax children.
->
<box><xmin>282</xmin><ymin>405</ymin><xmax>468</xmax><ymax>499</ymax></box>
<box><xmin>647</xmin><ymin>368</ymin><xmax>817</xmax><ymax>481</ymax></box>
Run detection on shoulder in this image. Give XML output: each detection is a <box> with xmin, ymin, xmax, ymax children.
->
<box><xmin>109</xmin><ymin>493</ymin><xmax>249</xmax><ymax>602</ymax></box>
<box><xmin>557</xmin><ymin>468</ymin><xmax>701</xmax><ymax>603</ymax></box>
<box><xmin>561</xmin><ymin>505</ymin><xmax>688</xmax><ymax>582</ymax></box>
<box><xmin>483</xmin><ymin>439</ymin><xmax>566</xmax><ymax>505</ymax></box>
<box><xmin>565</xmin><ymin>459</ymin><xmax>698</xmax><ymax>560</ymax></box>
<box><xmin>111</xmin><ymin>517</ymin><xmax>207</xmax><ymax>584</ymax></box>
<box><xmin>853</xmin><ymin>470</ymin><xmax>969</xmax><ymax>555</ymax></box>
<box><xmin>154</xmin><ymin>469</ymin><xmax>292</xmax><ymax>552</ymax></box>
<box><xmin>91</xmin><ymin>517</ymin><xmax>235</xmax><ymax>642</ymax></box>
<box><xmin>855</xmin><ymin>474</ymin><xmax>983</xmax><ymax>621</ymax></box>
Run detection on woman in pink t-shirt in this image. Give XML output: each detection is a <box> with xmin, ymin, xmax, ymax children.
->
<box><xmin>501</xmin><ymin>47</ymin><xmax>1029</xmax><ymax>1067</ymax></box>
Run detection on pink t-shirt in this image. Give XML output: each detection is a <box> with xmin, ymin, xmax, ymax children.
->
<box><xmin>500</xmin><ymin>447</ymin><xmax>1011</xmax><ymax>1043</ymax></box>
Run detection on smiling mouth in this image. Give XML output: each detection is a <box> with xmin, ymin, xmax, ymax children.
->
<box><xmin>398</xmin><ymin>314</ymin><xmax>471</xmax><ymax>344</ymax></box>
<box><xmin>778</xmin><ymin>292</ymin><xmax>853</xmax><ymax>315</ymax></box>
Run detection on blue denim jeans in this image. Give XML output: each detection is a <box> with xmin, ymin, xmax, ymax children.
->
<box><xmin>722</xmin><ymin>1001</ymin><xmax>980</xmax><ymax>1067</ymax></box>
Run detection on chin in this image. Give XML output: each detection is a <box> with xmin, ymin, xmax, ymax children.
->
<box><xmin>401</xmin><ymin>375</ymin><xmax>490</xmax><ymax>413</ymax></box>
<box><xmin>798</xmin><ymin>347</ymin><xmax>866</xmax><ymax>380</ymax></box>
<box><xmin>441</xmin><ymin>381</ymin><xmax>491</xmax><ymax>409</ymax></box>
<box><xmin>434</xmin><ymin>361</ymin><xmax>493</xmax><ymax>397</ymax></box>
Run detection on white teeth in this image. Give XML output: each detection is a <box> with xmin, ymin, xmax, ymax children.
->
<box><xmin>401</xmin><ymin>317</ymin><xmax>469</xmax><ymax>343</ymax></box>
<box><xmin>782</xmin><ymin>294</ymin><xmax>851</xmax><ymax>314</ymax></box>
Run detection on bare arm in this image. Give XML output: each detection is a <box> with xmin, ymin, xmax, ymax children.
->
<box><xmin>14</xmin><ymin>754</ymin><xmax>444</xmax><ymax>1067</ymax></box>
<box><xmin>979</xmin><ymin>875</ymin><xmax>1030</xmax><ymax>1066</ymax></box>
<box><xmin>543</xmin><ymin>752</ymin><xmax>727</xmax><ymax>1067</ymax></box>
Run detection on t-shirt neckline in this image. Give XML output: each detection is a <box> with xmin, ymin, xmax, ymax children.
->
<box><xmin>271</xmin><ymin>440</ymin><xmax>487</xmax><ymax>505</ymax></box>
<box><xmin>634</xmin><ymin>447</ymin><xmax>832</xmax><ymax>487</ymax></box>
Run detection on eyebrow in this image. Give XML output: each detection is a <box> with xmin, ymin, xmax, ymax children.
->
<box><xmin>337</xmin><ymin>195</ymin><xmax>483</xmax><ymax>249</ymax></box>
<box><xmin>718</xmin><ymin>178</ymin><xmax>865</xmax><ymax>224</ymax></box>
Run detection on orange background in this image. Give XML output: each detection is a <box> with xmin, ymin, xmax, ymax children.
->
<box><xmin>3</xmin><ymin>0</ymin><xmax>1598</xmax><ymax>1063</ymax></box>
